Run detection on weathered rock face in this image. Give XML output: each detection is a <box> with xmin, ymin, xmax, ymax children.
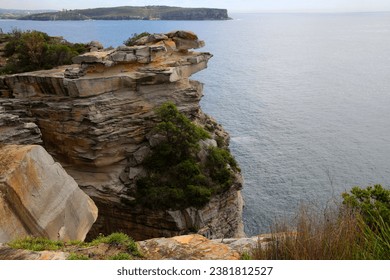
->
<box><xmin>0</xmin><ymin>31</ymin><xmax>244</xmax><ymax>240</ymax></box>
<box><xmin>0</xmin><ymin>145</ymin><xmax>98</xmax><ymax>243</ymax></box>
<box><xmin>0</xmin><ymin>105</ymin><xmax>42</xmax><ymax>145</ymax></box>
<box><xmin>138</xmin><ymin>234</ymin><xmax>240</xmax><ymax>260</ymax></box>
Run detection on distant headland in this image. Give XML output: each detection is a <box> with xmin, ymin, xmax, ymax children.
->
<box><xmin>2</xmin><ymin>6</ymin><xmax>230</xmax><ymax>21</ymax></box>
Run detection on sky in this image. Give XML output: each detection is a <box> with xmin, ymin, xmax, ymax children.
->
<box><xmin>1</xmin><ymin>0</ymin><xmax>390</xmax><ymax>13</ymax></box>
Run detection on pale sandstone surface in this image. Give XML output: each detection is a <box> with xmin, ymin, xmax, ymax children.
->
<box><xmin>0</xmin><ymin>145</ymin><xmax>98</xmax><ymax>243</ymax></box>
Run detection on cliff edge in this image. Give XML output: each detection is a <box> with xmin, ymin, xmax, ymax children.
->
<box><xmin>0</xmin><ymin>31</ymin><xmax>244</xmax><ymax>240</ymax></box>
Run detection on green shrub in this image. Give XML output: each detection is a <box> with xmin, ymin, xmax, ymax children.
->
<box><xmin>342</xmin><ymin>184</ymin><xmax>390</xmax><ymax>229</ymax></box>
<box><xmin>1</xmin><ymin>29</ymin><xmax>88</xmax><ymax>74</ymax></box>
<box><xmin>207</xmin><ymin>146</ymin><xmax>240</xmax><ymax>191</ymax></box>
<box><xmin>135</xmin><ymin>102</ymin><xmax>239</xmax><ymax>210</ymax></box>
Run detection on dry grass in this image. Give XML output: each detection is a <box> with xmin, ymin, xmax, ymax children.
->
<box><xmin>252</xmin><ymin>205</ymin><xmax>367</xmax><ymax>260</ymax></box>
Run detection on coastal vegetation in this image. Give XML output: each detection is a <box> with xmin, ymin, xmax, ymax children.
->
<box><xmin>0</xmin><ymin>29</ymin><xmax>88</xmax><ymax>74</ymax></box>
<box><xmin>250</xmin><ymin>185</ymin><xmax>390</xmax><ymax>260</ymax></box>
<box><xmin>135</xmin><ymin>102</ymin><xmax>239</xmax><ymax>210</ymax></box>
<box><xmin>8</xmin><ymin>232</ymin><xmax>142</xmax><ymax>260</ymax></box>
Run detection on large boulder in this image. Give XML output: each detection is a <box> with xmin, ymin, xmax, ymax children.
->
<box><xmin>0</xmin><ymin>145</ymin><xmax>98</xmax><ymax>242</ymax></box>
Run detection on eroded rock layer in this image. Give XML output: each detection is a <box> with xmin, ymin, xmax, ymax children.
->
<box><xmin>0</xmin><ymin>31</ymin><xmax>244</xmax><ymax>240</ymax></box>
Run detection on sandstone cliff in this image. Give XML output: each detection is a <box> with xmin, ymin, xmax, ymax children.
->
<box><xmin>0</xmin><ymin>31</ymin><xmax>244</xmax><ymax>240</ymax></box>
<box><xmin>0</xmin><ymin>145</ymin><xmax>98</xmax><ymax>243</ymax></box>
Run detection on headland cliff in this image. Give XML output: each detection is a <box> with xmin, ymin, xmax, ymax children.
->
<box><xmin>0</xmin><ymin>31</ymin><xmax>245</xmax><ymax>242</ymax></box>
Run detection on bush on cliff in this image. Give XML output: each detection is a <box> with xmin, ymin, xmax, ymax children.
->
<box><xmin>124</xmin><ymin>32</ymin><xmax>151</xmax><ymax>46</ymax></box>
<box><xmin>0</xmin><ymin>29</ymin><xmax>89</xmax><ymax>74</ymax></box>
<box><xmin>136</xmin><ymin>102</ymin><xmax>239</xmax><ymax>210</ymax></box>
<box><xmin>342</xmin><ymin>184</ymin><xmax>390</xmax><ymax>229</ymax></box>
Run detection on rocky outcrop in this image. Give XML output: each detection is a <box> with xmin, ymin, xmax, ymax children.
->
<box><xmin>138</xmin><ymin>234</ymin><xmax>240</xmax><ymax>260</ymax></box>
<box><xmin>0</xmin><ymin>31</ymin><xmax>244</xmax><ymax>240</ymax></box>
<box><xmin>0</xmin><ymin>145</ymin><xmax>98</xmax><ymax>243</ymax></box>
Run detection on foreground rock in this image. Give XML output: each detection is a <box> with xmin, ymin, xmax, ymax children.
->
<box><xmin>0</xmin><ymin>145</ymin><xmax>98</xmax><ymax>243</ymax></box>
<box><xmin>0</xmin><ymin>244</ymin><xmax>68</xmax><ymax>260</ymax></box>
<box><xmin>138</xmin><ymin>234</ymin><xmax>240</xmax><ymax>260</ymax></box>
<box><xmin>0</xmin><ymin>31</ymin><xmax>244</xmax><ymax>240</ymax></box>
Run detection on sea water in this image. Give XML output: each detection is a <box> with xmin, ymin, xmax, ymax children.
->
<box><xmin>2</xmin><ymin>12</ymin><xmax>390</xmax><ymax>236</ymax></box>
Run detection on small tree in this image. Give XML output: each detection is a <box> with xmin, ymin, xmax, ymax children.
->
<box><xmin>135</xmin><ymin>102</ymin><xmax>239</xmax><ymax>210</ymax></box>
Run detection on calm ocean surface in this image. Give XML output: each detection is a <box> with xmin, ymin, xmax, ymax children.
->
<box><xmin>2</xmin><ymin>13</ymin><xmax>390</xmax><ymax>236</ymax></box>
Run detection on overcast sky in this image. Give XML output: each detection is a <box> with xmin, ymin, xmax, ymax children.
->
<box><xmin>1</xmin><ymin>0</ymin><xmax>390</xmax><ymax>13</ymax></box>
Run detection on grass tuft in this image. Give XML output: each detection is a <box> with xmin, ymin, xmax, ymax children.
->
<box><xmin>8</xmin><ymin>237</ymin><xmax>64</xmax><ymax>251</ymax></box>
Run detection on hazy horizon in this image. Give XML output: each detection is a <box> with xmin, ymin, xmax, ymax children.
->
<box><xmin>1</xmin><ymin>0</ymin><xmax>390</xmax><ymax>13</ymax></box>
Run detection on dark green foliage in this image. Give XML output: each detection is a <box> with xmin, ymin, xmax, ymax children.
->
<box><xmin>124</xmin><ymin>32</ymin><xmax>151</xmax><ymax>46</ymax></box>
<box><xmin>143</xmin><ymin>102</ymin><xmax>210</xmax><ymax>170</ymax></box>
<box><xmin>1</xmin><ymin>29</ymin><xmax>88</xmax><ymax>74</ymax></box>
<box><xmin>342</xmin><ymin>184</ymin><xmax>390</xmax><ymax>229</ymax></box>
<box><xmin>136</xmin><ymin>102</ymin><xmax>239</xmax><ymax>210</ymax></box>
<box><xmin>207</xmin><ymin>146</ymin><xmax>240</xmax><ymax>191</ymax></box>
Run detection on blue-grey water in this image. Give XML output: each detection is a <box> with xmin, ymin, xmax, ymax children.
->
<box><xmin>2</xmin><ymin>13</ymin><xmax>390</xmax><ymax>236</ymax></box>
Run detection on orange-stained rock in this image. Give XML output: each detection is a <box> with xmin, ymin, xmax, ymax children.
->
<box><xmin>0</xmin><ymin>244</ymin><xmax>68</xmax><ymax>260</ymax></box>
<box><xmin>138</xmin><ymin>234</ymin><xmax>240</xmax><ymax>260</ymax></box>
<box><xmin>0</xmin><ymin>145</ymin><xmax>98</xmax><ymax>243</ymax></box>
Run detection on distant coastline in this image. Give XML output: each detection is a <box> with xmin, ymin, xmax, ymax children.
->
<box><xmin>0</xmin><ymin>6</ymin><xmax>230</xmax><ymax>21</ymax></box>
